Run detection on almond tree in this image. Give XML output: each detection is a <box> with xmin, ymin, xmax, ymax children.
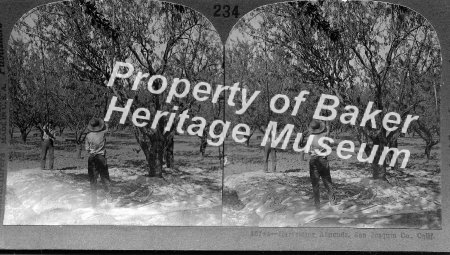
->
<box><xmin>225</xmin><ymin>41</ymin><xmax>267</xmax><ymax>145</ymax></box>
<box><xmin>8</xmin><ymin>39</ymin><xmax>45</xmax><ymax>143</ymax></box>
<box><xmin>408</xmin><ymin>68</ymin><xmax>440</xmax><ymax>160</ymax></box>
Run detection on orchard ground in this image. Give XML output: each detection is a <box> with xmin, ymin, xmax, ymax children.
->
<box><xmin>223</xmin><ymin>132</ymin><xmax>441</xmax><ymax>228</ymax></box>
<box><xmin>4</xmin><ymin>129</ymin><xmax>441</xmax><ymax>228</ymax></box>
<box><xmin>5</xmin><ymin>129</ymin><xmax>222</xmax><ymax>225</ymax></box>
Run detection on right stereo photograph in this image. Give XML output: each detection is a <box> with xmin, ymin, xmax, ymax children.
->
<box><xmin>222</xmin><ymin>0</ymin><xmax>442</xmax><ymax>229</ymax></box>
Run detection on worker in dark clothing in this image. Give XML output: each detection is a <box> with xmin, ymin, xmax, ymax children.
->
<box><xmin>303</xmin><ymin>120</ymin><xmax>336</xmax><ymax>210</ymax></box>
<box><xmin>85</xmin><ymin>118</ymin><xmax>111</xmax><ymax>207</ymax></box>
<box><xmin>41</xmin><ymin>121</ymin><xmax>56</xmax><ymax>170</ymax></box>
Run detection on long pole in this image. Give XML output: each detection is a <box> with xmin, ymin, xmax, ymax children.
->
<box><xmin>104</xmin><ymin>1</ymin><xmax>116</xmax><ymax>117</ymax></box>
<box><xmin>264</xmin><ymin>41</ymin><xmax>271</xmax><ymax>124</ymax></box>
<box><xmin>433</xmin><ymin>83</ymin><xmax>438</xmax><ymax>114</ymax></box>
<box><xmin>220</xmin><ymin>44</ymin><xmax>226</xmax><ymax>225</ymax></box>
<box><xmin>38</xmin><ymin>18</ymin><xmax>49</xmax><ymax>124</ymax></box>
<box><xmin>111</xmin><ymin>1</ymin><xmax>115</xmax><ymax>70</ymax></box>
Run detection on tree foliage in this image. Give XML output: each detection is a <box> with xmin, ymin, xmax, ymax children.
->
<box><xmin>11</xmin><ymin>0</ymin><xmax>223</xmax><ymax>176</ymax></box>
<box><xmin>229</xmin><ymin>1</ymin><xmax>441</xmax><ymax>179</ymax></box>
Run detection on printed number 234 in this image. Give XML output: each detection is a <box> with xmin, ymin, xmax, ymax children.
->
<box><xmin>213</xmin><ymin>5</ymin><xmax>239</xmax><ymax>18</ymax></box>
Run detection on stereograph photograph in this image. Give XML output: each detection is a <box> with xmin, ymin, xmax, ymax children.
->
<box><xmin>222</xmin><ymin>1</ymin><xmax>442</xmax><ymax>228</ymax></box>
<box><xmin>0</xmin><ymin>0</ymin><xmax>447</xmax><ymax>251</ymax></box>
<box><xmin>4</xmin><ymin>0</ymin><xmax>224</xmax><ymax>225</ymax></box>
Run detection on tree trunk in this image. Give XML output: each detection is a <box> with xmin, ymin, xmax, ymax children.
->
<box><xmin>264</xmin><ymin>141</ymin><xmax>277</xmax><ymax>172</ymax></box>
<box><xmin>245</xmin><ymin>130</ymin><xmax>254</xmax><ymax>147</ymax></box>
<box><xmin>364</xmin><ymin>138</ymin><xmax>387</xmax><ymax>181</ymax></box>
<box><xmin>199</xmin><ymin>126</ymin><xmax>208</xmax><ymax>156</ymax></box>
<box><xmin>9</xmin><ymin>126</ymin><xmax>14</xmax><ymax>140</ymax></box>
<box><xmin>372</xmin><ymin>163</ymin><xmax>386</xmax><ymax>180</ymax></box>
<box><xmin>133</xmin><ymin>127</ymin><xmax>164</xmax><ymax>178</ymax></box>
<box><xmin>271</xmin><ymin>148</ymin><xmax>277</xmax><ymax>172</ymax></box>
<box><xmin>143</xmin><ymin>134</ymin><xmax>163</xmax><ymax>178</ymax></box>
<box><xmin>129</xmin><ymin>80</ymin><xmax>166</xmax><ymax>178</ymax></box>
<box><xmin>425</xmin><ymin>144</ymin><xmax>431</xmax><ymax>160</ymax></box>
<box><xmin>20</xmin><ymin>128</ymin><xmax>28</xmax><ymax>144</ymax></box>
<box><xmin>424</xmin><ymin>140</ymin><xmax>438</xmax><ymax>160</ymax></box>
<box><xmin>165</xmin><ymin>135</ymin><xmax>174</xmax><ymax>168</ymax></box>
<box><xmin>200</xmin><ymin>137</ymin><xmax>207</xmax><ymax>156</ymax></box>
<box><xmin>75</xmin><ymin>130</ymin><xmax>87</xmax><ymax>159</ymax></box>
<box><xmin>76</xmin><ymin>143</ymin><xmax>83</xmax><ymax>159</ymax></box>
<box><xmin>38</xmin><ymin>127</ymin><xmax>44</xmax><ymax>139</ymax></box>
<box><xmin>245</xmin><ymin>137</ymin><xmax>251</xmax><ymax>147</ymax></box>
<box><xmin>149</xmin><ymin>138</ymin><xmax>163</xmax><ymax>177</ymax></box>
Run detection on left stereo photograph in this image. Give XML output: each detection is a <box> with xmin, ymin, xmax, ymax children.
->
<box><xmin>4</xmin><ymin>0</ymin><xmax>225</xmax><ymax>226</ymax></box>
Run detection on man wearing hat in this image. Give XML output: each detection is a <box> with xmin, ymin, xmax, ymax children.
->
<box><xmin>85</xmin><ymin>117</ymin><xmax>111</xmax><ymax>206</ymax></box>
<box><xmin>304</xmin><ymin>119</ymin><xmax>336</xmax><ymax>209</ymax></box>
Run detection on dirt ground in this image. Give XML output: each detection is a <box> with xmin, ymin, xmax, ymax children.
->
<box><xmin>222</xmin><ymin>135</ymin><xmax>441</xmax><ymax>229</ymax></box>
<box><xmin>4</xmin><ymin>130</ymin><xmax>441</xmax><ymax>228</ymax></box>
<box><xmin>5</xmin><ymin>130</ymin><xmax>222</xmax><ymax>225</ymax></box>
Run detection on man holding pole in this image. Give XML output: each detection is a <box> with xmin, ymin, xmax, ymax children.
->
<box><xmin>85</xmin><ymin>118</ymin><xmax>112</xmax><ymax>207</ymax></box>
<box><xmin>41</xmin><ymin>121</ymin><xmax>56</xmax><ymax>170</ymax></box>
<box><xmin>303</xmin><ymin>120</ymin><xmax>336</xmax><ymax>210</ymax></box>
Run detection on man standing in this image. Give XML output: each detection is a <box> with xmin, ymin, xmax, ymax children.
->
<box><xmin>41</xmin><ymin>121</ymin><xmax>56</xmax><ymax>170</ymax></box>
<box><xmin>304</xmin><ymin>120</ymin><xmax>336</xmax><ymax>210</ymax></box>
<box><xmin>85</xmin><ymin>118</ymin><xmax>111</xmax><ymax>206</ymax></box>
